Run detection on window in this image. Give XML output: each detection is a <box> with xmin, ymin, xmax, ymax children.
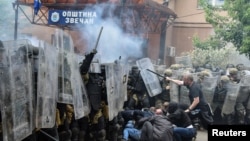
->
<box><xmin>209</xmin><ymin>0</ymin><xmax>224</xmax><ymax>6</ymax></box>
<box><xmin>197</xmin><ymin>0</ymin><xmax>224</xmax><ymax>9</ymax></box>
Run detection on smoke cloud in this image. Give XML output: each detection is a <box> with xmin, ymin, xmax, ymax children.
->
<box><xmin>77</xmin><ymin>3</ymin><xmax>145</xmax><ymax>63</ymax></box>
<box><xmin>0</xmin><ymin>0</ymin><xmax>16</xmax><ymax>40</ymax></box>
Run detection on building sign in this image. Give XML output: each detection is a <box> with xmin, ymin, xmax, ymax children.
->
<box><xmin>48</xmin><ymin>10</ymin><xmax>97</xmax><ymax>25</ymax></box>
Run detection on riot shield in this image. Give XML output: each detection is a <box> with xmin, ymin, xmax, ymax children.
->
<box><xmin>105</xmin><ymin>63</ymin><xmax>118</xmax><ymax>121</ymax></box>
<box><xmin>240</xmin><ymin>75</ymin><xmax>250</xmax><ymax>110</ymax></box>
<box><xmin>211</xmin><ymin>71</ymin><xmax>221</xmax><ymax>84</ymax></box>
<box><xmin>201</xmin><ymin>76</ymin><xmax>218</xmax><ymax>105</ymax></box>
<box><xmin>105</xmin><ymin>61</ymin><xmax>127</xmax><ymax>121</ymax></box>
<box><xmin>53</xmin><ymin>29</ymin><xmax>90</xmax><ymax>119</ymax></box>
<box><xmin>170</xmin><ymin>70</ymin><xmax>187</xmax><ymax>104</ymax></box>
<box><xmin>175</xmin><ymin>55</ymin><xmax>193</xmax><ymax>68</ymax></box>
<box><xmin>71</xmin><ymin>54</ymin><xmax>90</xmax><ymax>119</ymax></box>
<box><xmin>169</xmin><ymin>75</ymin><xmax>179</xmax><ymax>103</ymax></box>
<box><xmin>236</xmin><ymin>75</ymin><xmax>250</xmax><ymax>107</ymax></box>
<box><xmin>179</xmin><ymin>86</ymin><xmax>190</xmax><ymax>105</ymax></box>
<box><xmin>121</xmin><ymin>64</ymin><xmax>129</xmax><ymax>101</ymax></box>
<box><xmin>239</xmin><ymin>74</ymin><xmax>250</xmax><ymax>86</ymax></box>
<box><xmin>54</xmin><ymin>29</ymin><xmax>75</xmax><ymax>104</ymax></box>
<box><xmin>36</xmin><ymin>42</ymin><xmax>58</xmax><ymax>128</ymax></box>
<box><xmin>136</xmin><ymin>58</ymin><xmax>162</xmax><ymax>97</ymax></box>
<box><xmin>192</xmin><ymin>73</ymin><xmax>199</xmax><ymax>82</ymax></box>
<box><xmin>114</xmin><ymin>61</ymin><xmax>124</xmax><ymax>112</ymax></box>
<box><xmin>221</xmin><ymin>82</ymin><xmax>240</xmax><ymax>115</ymax></box>
<box><xmin>0</xmin><ymin>40</ymin><xmax>33</xmax><ymax>141</ymax></box>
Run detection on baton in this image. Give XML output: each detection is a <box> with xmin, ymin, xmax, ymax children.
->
<box><xmin>94</xmin><ymin>26</ymin><xmax>103</xmax><ymax>50</ymax></box>
<box><xmin>146</xmin><ymin>69</ymin><xmax>165</xmax><ymax>78</ymax></box>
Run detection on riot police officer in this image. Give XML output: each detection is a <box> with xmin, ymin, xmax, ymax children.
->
<box><xmin>126</xmin><ymin>66</ymin><xmax>150</xmax><ymax>110</ymax></box>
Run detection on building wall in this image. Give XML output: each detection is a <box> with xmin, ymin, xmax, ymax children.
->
<box><xmin>164</xmin><ymin>0</ymin><xmax>214</xmax><ymax>64</ymax></box>
<box><xmin>147</xmin><ymin>33</ymin><xmax>161</xmax><ymax>62</ymax></box>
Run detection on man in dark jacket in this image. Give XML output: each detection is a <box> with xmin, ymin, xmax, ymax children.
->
<box><xmin>166</xmin><ymin>73</ymin><xmax>214</xmax><ymax>129</ymax></box>
<box><xmin>138</xmin><ymin>108</ymin><xmax>174</xmax><ymax>141</ymax></box>
<box><xmin>167</xmin><ymin>102</ymin><xmax>196</xmax><ymax>141</ymax></box>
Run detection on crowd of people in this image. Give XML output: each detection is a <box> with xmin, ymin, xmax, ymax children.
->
<box><xmin>120</xmin><ymin>62</ymin><xmax>250</xmax><ymax>141</ymax></box>
<box><xmin>1</xmin><ymin>39</ymin><xmax>250</xmax><ymax>141</ymax></box>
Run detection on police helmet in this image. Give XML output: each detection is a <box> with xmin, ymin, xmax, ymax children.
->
<box><xmin>236</xmin><ymin>64</ymin><xmax>245</xmax><ymax>71</ymax></box>
<box><xmin>198</xmin><ymin>70</ymin><xmax>211</xmax><ymax>80</ymax></box>
<box><xmin>220</xmin><ymin>75</ymin><xmax>230</xmax><ymax>83</ymax></box>
<box><xmin>170</xmin><ymin>64</ymin><xmax>181</xmax><ymax>70</ymax></box>
<box><xmin>164</xmin><ymin>69</ymin><xmax>172</xmax><ymax>77</ymax></box>
<box><xmin>229</xmin><ymin>68</ymin><xmax>238</xmax><ymax>75</ymax></box>
<box><xmin>204</xmin><ymin>64</ymin><xmax>212</xmax><ymax>70</ymax></box>
<box><xmin>226</xmin><ymin>64</ymin><xmax>235</xmax><ymax>69</ymax></box>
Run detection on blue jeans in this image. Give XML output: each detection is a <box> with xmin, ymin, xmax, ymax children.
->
<box><xmin>173</xmin><ymin>127</ymin><xmax>196</xmax><ymax>141</ymax></box>
<box><xmin>123</xmin><ymin>128</ymin><xmax>141</xmax><ymax>141</ymax></box>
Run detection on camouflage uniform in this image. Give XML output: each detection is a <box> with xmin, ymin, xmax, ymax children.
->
<box><xmin>127</xmin><ymin>66</ymin><xmax>150</xmax><ymax>110</ymax></box>
<box><xmin>154</xmin><ymin>69</ymin><xmax>172</xmax><ymax>106</ymax></box>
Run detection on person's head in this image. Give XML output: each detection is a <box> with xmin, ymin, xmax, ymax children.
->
<box><xmin>218</xmin><ymin>75</ymin><xmax>230</xmax><ymax>88</ymax></box>
<box><xmin>204</xmin><ymin>63</ymin><xmax>212</xmax><ymax>70</ymax></box>
<box><xmin>164</xmin><ymin>69</ymin><xmax>173</xmax><ymax>77</ymax></box>
<box><xmin>131</xmin><ymin>66</ymin><xmax>139</xmax><ymax>75</ymax></box>
<box><xmin>182</xmin><ymin>73</ymin><xmax>193</xmax><ymax>86</ymax></box>
<box><xmin>236</xmin><ymin>63</ymin><xmax>245</xmax><ymax>71</ymax></box>
<box><xmin>197</xmin><ymin>70</ymin><xmax>211</xmax><ymax>82</ymax></box>
<box><xmin>167</xmin><ymin>101</ymin><xmax>178</xmax><ymax>114</ymax></box>
<box><xmin>155</xmin><ymin>108</ymin><xmax>163</xmax><ymax>115</ymax></box>
<box><xmin>228</xmin><ymin>67</ymin><xmax>238</xmax><ymax>81</ymax></box>
<box><xmin>226</xmin><ymin>64</ymin><xmax>235</xmax><ymax>69</ymax></box>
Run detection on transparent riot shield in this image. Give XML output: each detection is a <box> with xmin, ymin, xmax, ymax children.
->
<box><xmin>239</xmin><ymin>75</ymin><xmax>250</xmax><ymax>110</ymax></box>
<box><xmin>211</xmin><ymin>72</ymin><xmax>221</xmax><ymax>84</ymax></box>
<box><xmin>179</xmin><ymin>86</ymin><xmax>190</xmax><ymax>105</ymax></box>
<box><xmin>221</xmin><ymin>82</ymin><xmax>240</xmax><ymax>115</ymax></box>
<box><xmin>53</xmin><ymin>29</ymin><xmax>90</xmax><ymax>119</ymax></box>
<box><xmin>169</xmin><ymin>80</ymin><xmax>180</xmax><ymax>103</ymax></box>
<box><xmin>136</xmin><ymin>58</ymin><xmax>162</xmax><ymax>97</ymax></box>
<box><xmin>36</xmin><ymin>42</ymin><xmax>58</xmax><ymax>128</ymax></box>
<box><xmin>192</xmin><ymin>73</ymin><xmax>199</xmax><ymax>82</ymax></box>
<box><xmin>71</xmin><ymin>54</ymin><xmax>90</xmax><ymax>119</ymax></box>
<box><xmin>239</xmin><ymin>75</ymin><xmax>250</xmax><ymax>86</ymax></box>
<box><xmin>121</xmin><ymin>64</ymin><xmax>129</xmax><ymax>102</ymax></box>
<box><xmin>114</xmin><ymin>62</ymin><xmax>123</xmax><ymax>112</ymax></box>
<box><xmin>105</xmin><ymin>63</ymin><xmax>118</xmax><ymax>121</ymax></box>
<box><xmin>54</xmin><ymin>29</ymin><xmax>75</xmax><ymax>104</ymax></box>
<box><xmin>173</xmin><ymin>70</ymin><xmax>190</xmax><ymax>104</ymax></box>
<box><xmin>236</xmin><ymin>75</ymin><xmax>250</xmax><ymax>109</ymax></box>
<box><xmin>175</xmin><ymin>55</ymin><xmax>193</xmax><ymax>68</ymax></box>
<box><xmin>201</xmin><ymin>76</ymin><xmax>218</xmax><ymax>105</ymax></box>
<box><xmin>0</xmin><ymin>40</ymin><xmax>33</xmax><ymax>141</ymax></box>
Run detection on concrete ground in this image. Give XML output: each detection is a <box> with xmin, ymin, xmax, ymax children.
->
<box><xmin>195</xmin><ymin>129</ymin><xmax>208</xmax><ymax>141</ymax></box>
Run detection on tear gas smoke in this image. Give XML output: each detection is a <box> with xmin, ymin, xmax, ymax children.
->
<box><xmin>77</xmin><ymin>3</ymin><xmax>145</xmax><ymax>63</ymax></box>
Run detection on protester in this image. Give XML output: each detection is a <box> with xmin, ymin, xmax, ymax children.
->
<box><xmin>138</xmin><ymin>108</ymin><xmax>173</xmax><ymax>141</ymax></box>
<box><xmin>167</xmin><ymin>101</ymin><xmax>197</xmax><ymax>141</ymax></box>
<box><xmin>166</xmin><ymin>73</ymin><xmax>213</xmax><ymax>129</ymax></box>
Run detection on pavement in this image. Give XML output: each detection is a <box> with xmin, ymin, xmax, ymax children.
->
<box><xmin>195</xmin><ymin>129</ymin><xmax>208</xmax><ymax>141</ymax></box>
